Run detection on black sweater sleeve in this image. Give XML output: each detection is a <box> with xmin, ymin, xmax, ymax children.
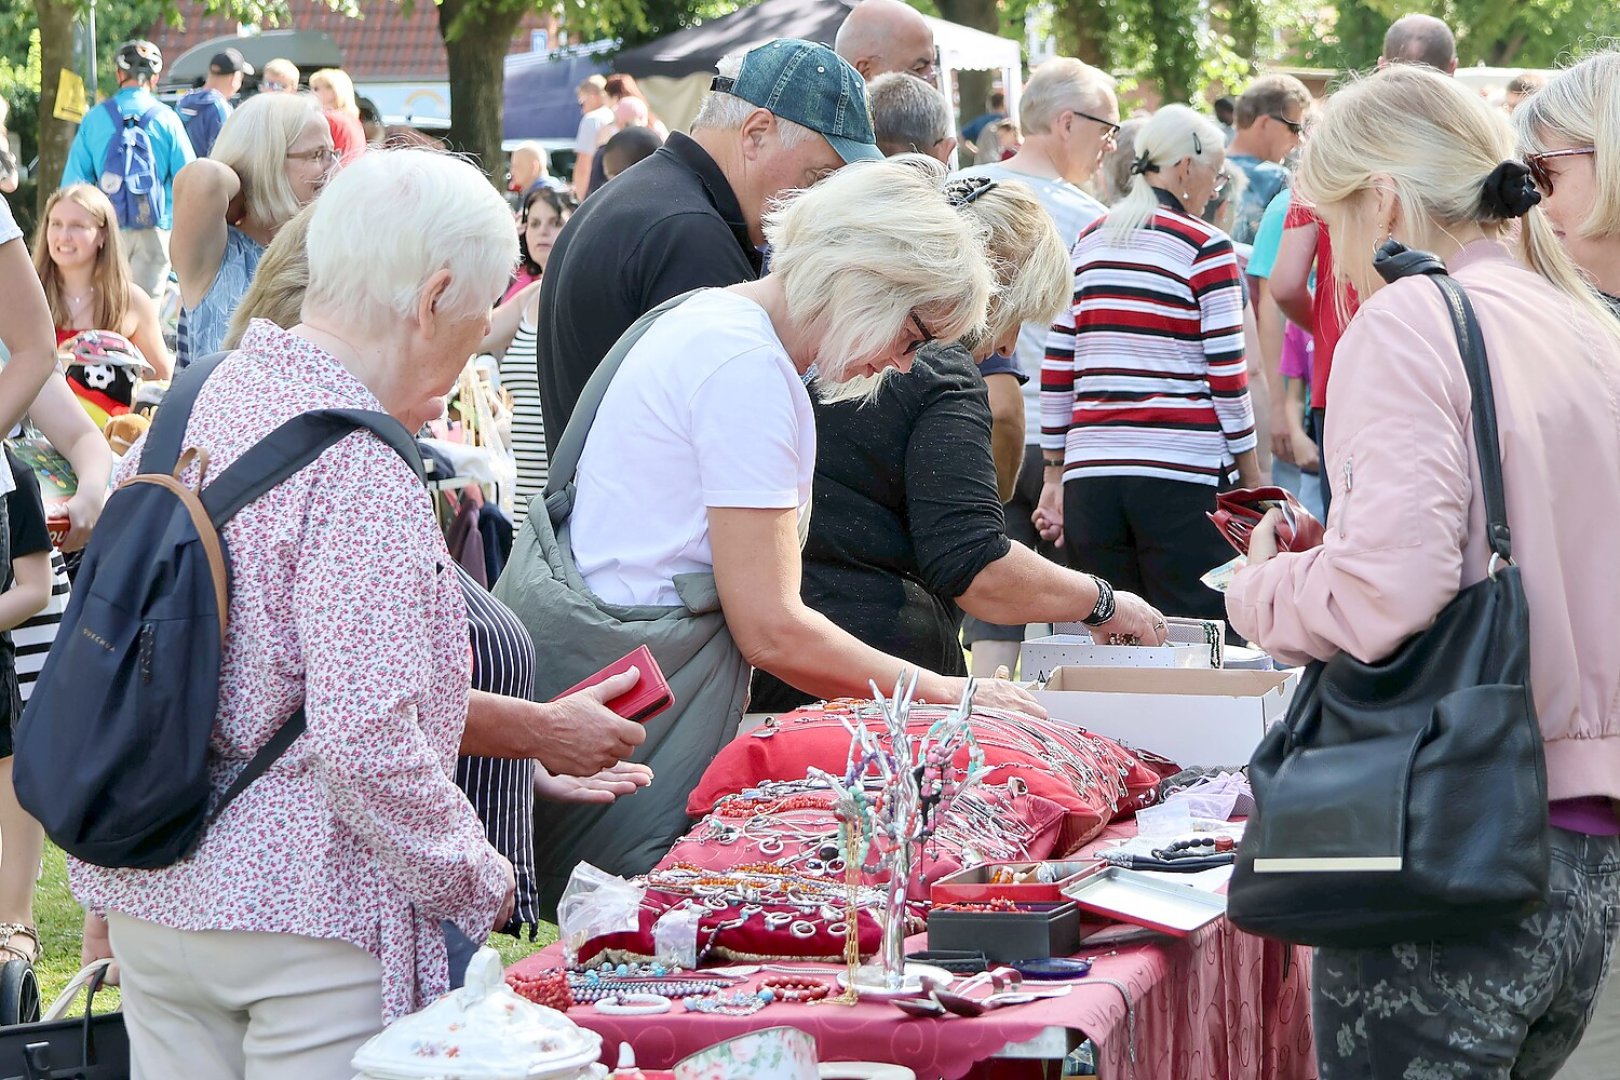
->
<box><xmin>903</xmin><ymin>346</ymin><xmax>1011</xmax><ymax>599</ymax></box>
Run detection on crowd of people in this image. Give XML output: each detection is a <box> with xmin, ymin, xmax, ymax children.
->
<box><xmin>0</xmin><ymin>2</ymin><xmax>1618</xmax><ymax>1077</ymax></box>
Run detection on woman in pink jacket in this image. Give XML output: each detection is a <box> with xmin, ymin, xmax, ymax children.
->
<box><xmin>1228</xmin><ymin>66</ymin><xmax>1620</xmax><ymax>1078</ymax></box>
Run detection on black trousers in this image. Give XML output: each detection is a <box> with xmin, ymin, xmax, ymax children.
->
<box><xmin>1062</xmin><ymin>474</ymin><xmax>1234</xmax><ymax>629</ymax></box>
<box><xmin>1310</xmin><ymin>407</ymin><xmax>1332</xmax><ymax>517</ymax></box>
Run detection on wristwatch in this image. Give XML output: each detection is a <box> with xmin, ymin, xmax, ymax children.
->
<box><xmin>1082</xmin><ymin>575</ymin><xmax>1116</xmax><ymax>627</ymax></box>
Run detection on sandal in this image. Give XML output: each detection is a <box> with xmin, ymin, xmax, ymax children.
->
<box><xmin>0</xmin><ymin>923</ymin><xmax>38</xmax><ymax>965</ymax></box>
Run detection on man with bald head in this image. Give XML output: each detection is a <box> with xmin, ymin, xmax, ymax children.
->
<box><xmin>836</xmin><ymin>0</ymin><xmax>936</xmax><ymax>83</ymax></box>
<box><xmin>1379</xmin><ymin>13</ymin><xmax>1458</xmax><ymax>75</ymax></box>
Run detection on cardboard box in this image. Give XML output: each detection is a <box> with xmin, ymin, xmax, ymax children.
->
<box><xmin>1032</xmin><ymin>666</ymin><xmax>1298</xmax><ymax>768</ymax></box>
<box><xmin>1020</xmin><ymin>636</ymin><xmax>1209</xmax><ymax>681</ymax></box>
<box><xmin>1054</xmin><ymin>617</ymin><xmax>1226</xmax><ymax>668</ymax></box>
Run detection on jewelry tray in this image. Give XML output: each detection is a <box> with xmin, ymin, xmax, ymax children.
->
<box><xmin>1060</xmin><ymin>865</ymin><xmax>1227</xmax><ymax>937</ymax></box>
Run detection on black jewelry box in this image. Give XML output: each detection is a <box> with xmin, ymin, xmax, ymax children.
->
<box><xmin>926</xmin><ymin>901</ymin><xmax>1082</xmax><ymax>963</ymax></box>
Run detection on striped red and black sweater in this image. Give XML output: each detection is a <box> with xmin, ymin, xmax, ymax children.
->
<box><xmin>1041</xmin><ymin>192</ymin><xmax>1256</xmax><ymax>486</ymax></box>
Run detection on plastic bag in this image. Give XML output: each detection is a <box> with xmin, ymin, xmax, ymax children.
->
<box><xmin>557</xmin><ymin>862</ymin><xmax>645</xmax><ymax>965</ymax></box>
<box><xmin>651</xmin><ymin>903</ymin><xmax>703</xmax><ymax>969</ymax></box>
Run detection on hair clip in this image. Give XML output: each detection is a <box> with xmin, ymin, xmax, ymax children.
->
<box><xmin>1192</xmin><ymin>131</ymin><xmax>1203</xmax><ymax>155</ymax></box>
<box><xmin>1130</xmin><ymin>154</ymin><xmax>1159</xmax><ymax>176</ymax></box>
<box><xmin>946</xmin><ymin>176</ymin><xmax>998</xmax><ymax>208</ymax></box>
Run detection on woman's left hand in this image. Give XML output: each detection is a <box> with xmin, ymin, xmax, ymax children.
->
<box><xmin>534</xmin><ymin>762</ymin><xmax>654</xmax><ymax>805</ymax></box>
<box><xmin>1248</xmin><ymin>508</ymin><xmax>1285</xmax><ymax>566</ymax></box>
<box><xmin>58</xmin><ymin>487</ymin><xmax>106</xmax><ymax>552</ymax></box>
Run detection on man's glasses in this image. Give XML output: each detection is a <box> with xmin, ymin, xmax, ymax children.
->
<box><xmin>904</xmin><ymin>311</ymin><xmax>935</xmax><ymax>356</ymax></box>
<box><xmin>1270</xmin><ymin>114</ymin><xmax>1304</xmax><ymax>136</ymax></box>
<box><xmin>1526</xmin><ymin>147</ymin><xmax>1596</xmax><ymax>197</ymax></box>
<box><xmin>1072</xmin><ymin>110</ymin><xmax>1122</xmax><ymax>141</ymax></box>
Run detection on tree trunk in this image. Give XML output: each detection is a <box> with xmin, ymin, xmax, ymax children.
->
<box><xmin>438</xmin><ymin>0</ymin><xmax>526</xmax><ymax>185</ymax></box>
<box><xmin>1054</xmin><ymin>0</ymin><xmax>1112</xmax><ymax>70</ymax></box>
<box><xmin>934</xmin><ymin>0</ymin><xmax>1001</xmax><ymax>136</ymax></box>
<box><xmin>35</xmin><ymin>0</ymin><xmax>79</xmax><ymax>220</ymax></box>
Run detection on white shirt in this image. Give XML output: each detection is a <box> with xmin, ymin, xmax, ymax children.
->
<box><xmin>575</xmin><ymin>106</ymin><xmax>614</xmax><ymax>156</ymax></box>
<box><xmin>570</xmin><ymin>290</ymin><xmax>816</xmax><ymax>607</ymax></box>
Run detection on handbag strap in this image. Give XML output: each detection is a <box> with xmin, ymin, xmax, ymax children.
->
<box><xmin>545</xmin><ymin>290</ymin><xmax>703</xmax><ymax>498</ymax></box>
<box><xmin>1429</xmin><ymin>275</ymin><xmax>1514</xmax><ymax>564</ymax></box>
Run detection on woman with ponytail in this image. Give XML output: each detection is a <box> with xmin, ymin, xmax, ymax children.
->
<box><xmin>1036</xmin><ymin>104</ymin><xmax>1259</xmax><ymax>628</ymax></box>
<box><xmin>1228</xmin><ymin>64</ymin><xmax>1620</xmax><ymax>1077</ymax></box>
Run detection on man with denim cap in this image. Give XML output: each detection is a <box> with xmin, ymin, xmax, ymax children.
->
<box><xmin>536</xmin><ymin>38</ymin><xmax>881</xmax><ymax>449</ymax></box>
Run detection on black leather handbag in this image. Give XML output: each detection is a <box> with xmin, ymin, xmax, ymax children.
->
<box><xmin>1226</xmin><ymin>250</ymin><xmax>1550</xmax><ymax>949</ymax></box>
<box><xmin>0</xmin><ymin>962</ymin><xmax>127</xmax><ymax>1080</ymax></box>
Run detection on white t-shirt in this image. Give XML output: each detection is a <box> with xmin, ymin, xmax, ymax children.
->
<box><xmin>574</xmin><ymin>106</ymin><xmax>614</xmax><ymax>156</ymax></box>
<box><xmin>0</xmin><ymin>194</ymin><xmax>21</xmax><ymax>246</ymax></box>
<box><xmin>570</xmin><ymin>290</ymin><xmax>816</xmax><ymax>607</ymax></box>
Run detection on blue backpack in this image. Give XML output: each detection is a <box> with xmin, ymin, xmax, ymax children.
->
<box><xmin>97</xmin><ymin>100</ymin><xmax>165</xmax><ymax>230</ymax></box>
<box><xmin>13</xmin><ymin>353</ymin><xmax>425</xmax><ymax>869</ymax></box>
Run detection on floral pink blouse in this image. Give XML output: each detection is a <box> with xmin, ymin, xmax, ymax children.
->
<box><xmin>70</xmin><ymin>320</ymin><xmax>508</xmax><ymax>1021</ymax></box>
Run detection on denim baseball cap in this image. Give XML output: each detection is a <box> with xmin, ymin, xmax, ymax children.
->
<box><xmin>712</xmin><ymin>39</ymin><xmax>880</xmax><ymax>164</ymax></box>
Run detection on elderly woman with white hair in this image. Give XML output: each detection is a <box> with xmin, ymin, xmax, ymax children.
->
<box><xmin>498</xmin><ymin>158</ymin><xmax>1050</xmax><ymax>909</ymax></box>
<box><xmin>1037</xmin><ymin>104</ymin><xmax>1260</xmax><ymax>631</ymax></box>
<box><xmin>71</xmin><ymin>148</ymin><xmax>518</xmax><ymax>1077</ymax></box>
<box><xmin>170</xmin><ymin>91</ymin><xmax>335</xmax><ymax>368</ymax></box>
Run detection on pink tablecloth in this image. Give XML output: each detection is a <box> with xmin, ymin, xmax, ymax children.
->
<box><xmin>511</xmin><ymin>825</ymin><xmax>1317</xmax><ymax>1079</ymax></box>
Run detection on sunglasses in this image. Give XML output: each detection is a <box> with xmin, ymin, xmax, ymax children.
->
<box><xmin>904</xmin><ymin>311</ymin><xmax>935</xmax><ymax>356</ymax></box>
<box><xmin>1526</xmin><ymin>147</ymin><xmax>1596</xmax><ymax>197</ymax></box>
<box><xmin>1269</xmin><ymin>113</ymin><xmax>1304</xmax><ymax>136</ymax></box>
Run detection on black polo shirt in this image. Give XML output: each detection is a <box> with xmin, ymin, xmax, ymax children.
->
<box><xmin>535</xmin><ymin>132</ymin><xmax>764</xmax><ymax>452</ymax></box>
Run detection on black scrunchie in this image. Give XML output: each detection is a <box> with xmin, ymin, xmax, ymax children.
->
<box><xmin>1480</xmin><ymin>160</ymin><xmax>1542</xmax><ymax>219</ymax></box>
<box><xmin>1130</xmin><ymin>153</ymin><xmax>1159</xmax><ymax>177</ymax></box>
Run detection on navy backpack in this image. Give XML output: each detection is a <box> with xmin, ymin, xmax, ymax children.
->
<box><xmin>96</xmin><ymin>100</ymin><xmax>165</xmax><ymax>231</ymax></box>
<box><xmin>13</xmin><ymin>353</ymin><xmax>424</xmax><ymax>869</ymax></box>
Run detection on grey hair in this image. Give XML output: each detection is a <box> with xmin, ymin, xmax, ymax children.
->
<box><xmin>691</xmin><ymin>51</ymin><xmax>816</xmax><ymax>149</ymax></box>
<box><xmin>763</xmin><ymin>154</ymin><xmax>994</xmax><ymax>390</ymax></box>
<box><xmin>869</xmin><ymin>72</ymin><xmax>951</xmax><ymax>156</ymax></box>
<box><xmin>1020</xmin><ymin>57</ymin><xmax>1116</xmax><ymax>137</ymax></box>
<box><xmin>1106</xmin><ymin>105</ymin><xmax>1226</xmax><ymax>234</ymax></box>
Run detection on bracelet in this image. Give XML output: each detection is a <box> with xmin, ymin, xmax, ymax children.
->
<box><xmin>759</xmin><ymin>976</ymin><xmax>832</xmax><ymax>1003</ymax></box>
<box><xmin>1043</xmin><ymin>458</ymin><xmax>1065</xmax><ymax>468</ymax></box>
<box><xmin>595</xmin><ymin>992</ymin><xmax>673</xmax><ymax>1015</ymax></box>
<box><xmin>1082</xmin><ymin>574</ymin><xmax>1116</xmax><ymax>627</ymax></box>
<box><xmin>685</xmin><ymin>989</ymin><xmax>775</xmax><ymax>1015</ymax></box>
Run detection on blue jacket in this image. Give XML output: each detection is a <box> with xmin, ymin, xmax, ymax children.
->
<box><xmin>177</xmin><ymin>87</ymin><xmax>231</xmax><ymax>158</ymax></box>
<box><xmin>62</xmin><ymin>87</ymin><xmax>195</xmax><ymax>231</ymax></box>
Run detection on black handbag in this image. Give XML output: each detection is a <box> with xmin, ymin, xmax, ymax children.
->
<box><xmin>0</xmin><ymin>962</ymin><xmax>128</xmax><ymax>1080</ymax></box>
<box><xmin>1226</xmin><ymin>249</ymin><xmax>1551</xmax><ymax>949</ymax></box>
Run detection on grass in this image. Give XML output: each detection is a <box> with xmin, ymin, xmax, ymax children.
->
<box><xmin>32</xmin><ymin>844</ymin><xmax>554</xmax><ymax>1017</ymax></box>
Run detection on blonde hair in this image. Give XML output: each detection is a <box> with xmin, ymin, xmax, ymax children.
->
<box><xmin>1107</xmin><ymin>105</ymin><xmax>1225</xmax><ymax>234</ymax></box>
<box><xmin>33</xmin><ymin>184</ymin><xmax>133</xmax><ymax>334</ymax></box>
<box><xmin>210</xmin><ymin>92</ymin><xmax>325</xmax><ymax>232</ymax></box>
<box><xmin>223</xmin><ymin>202</ymin><xmax>316</xmax><ymax>348</ymax></box>
<box><xmin>1515</xmin><ymin>52</ymin><xmax>1620</xmax><ymax>242</ymax></box>
<box><xmin>262</xmin><ymin>58</ymin><xmax>299</xmax><ymax>88</ymax></box>
<box><xmin>309</xmin><ymin>68</ymin><xmax>358</xmax><ymax>118</ymax></box>
<box><xmin>960</xmin><ymin>179</ymin><xmax>1071</xmax><ymax>352</ymax></box>
<box><xmin>763</xmin><ymin>155</ymin><xmax>993</xmax><ymax>386</ymax></box>
<box><xmin>1020</xmin><ymin>57</ymin><xmax>1115</xmax><ymax>137</ymax></box>
<box><xmin>1300</xmin><ymin>65</ymin><xmax>1618</xmax><ymax>342</ymax></box>
<box><xmin>303</xmin><ymin>147</ymin><xmax>516</xmax><ymax>336</ymax></box>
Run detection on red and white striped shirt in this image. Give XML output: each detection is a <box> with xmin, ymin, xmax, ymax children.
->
<box><xmin>1041</xmin><ymin>196</ymin><xmax>1256</xmax><ymax>485</ymax></box>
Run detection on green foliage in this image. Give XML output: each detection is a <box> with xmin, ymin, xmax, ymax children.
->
<box><xmin>1335</xmin><ymin>0</ymin><xmax>1620</xmax><ymax>69</ymax></box>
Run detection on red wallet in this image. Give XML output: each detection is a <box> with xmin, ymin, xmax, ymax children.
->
<box><xmin>553</xmin><ymin>645</ymin><xmax>674</xmax><ymax>723</ymax></box>
<box><xmin>1207</xmin><ymin>487</ymin><xmax>1325</xmax><ymax>557</ymax></box>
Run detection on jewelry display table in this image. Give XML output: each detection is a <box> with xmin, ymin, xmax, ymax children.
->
<box><xmin>507</xmin><ymin>825</ymin><xmax>1317</xmax><ymax>1079</ymax></box>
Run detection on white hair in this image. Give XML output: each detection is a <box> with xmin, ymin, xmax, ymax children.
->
<box><xmin>303</xmin><ymin>148</ymin><xmax>517</xmax><ymax>335</ymax></box>
<box><xmin>690</xmin><ymin>52</ymin><xmax>815</xmax><ymax>149</ymax></box>
<box><xmin>1021</xmin><ymin>57</ymin><xmax>1116</xmax><ymax>137</ymax></box>
<box><xmin>1106</xmin><ymin>104</ymin><xmax>1226</xmax><ymax>234</ymax></box>
<box><xmin>764</xmin><ymin>155</ymin><xmax>994</xmax><ymax>389</ymax></box>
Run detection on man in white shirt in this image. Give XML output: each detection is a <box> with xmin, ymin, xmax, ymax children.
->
<box><xmin>572</xmin><ymin>75</ymin><xmax>613</xmax><ymax>198</ymax></box>
<box><xmin>952</xmin><ymin>57</ymin><xmax>1118</xmax><ymax>678</ymax></box>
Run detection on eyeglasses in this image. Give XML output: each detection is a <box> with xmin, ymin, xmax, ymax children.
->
<box><xmin>1072</xmin><ymin>110</ymin><xmax>1122</xmax><ymax>141</ymax></box>
<box><xmin>1526</xmin><ymin>147</ymin><xmax>1596</xmax><ymax>197</ymax></box>
<box><xmin>1212</xmin><ymin>170</ymin><xmax>1231</xmax><ymax>193</ymax></box>
<box><xmin>904</xmin><ymin>311</ymin><xmax>935</xmax><ymax>356</ymax></box>
<box><xmin>1269</xmin><ymin>114</ymin><xmax>1304</xmax><ymax>136</ymax></box>
<box><xmin>287</xmin><ymin>147</ymin><xmax>340</xmax><ymax>165</ymax></box>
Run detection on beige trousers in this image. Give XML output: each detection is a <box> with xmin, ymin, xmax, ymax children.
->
<box><xmin>107</xmin><ymin>912</ymin><xmax>385</xmax><ymax>1080</ymax></box>
<box><xmin>121</xmin><ymin>227</ymin><xmax>170</xmax><ymax>298</ymax></box>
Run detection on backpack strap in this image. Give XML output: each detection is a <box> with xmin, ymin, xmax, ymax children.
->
<box><xmin>199</xmin><ymin>408</ymin><xmax>423</xmax><ymax>526</ymax></box>
<box><xmin>139</xmin><ymin>351</ymin><xmax>232</xmax><ymax>475</ymax></box>
<box><xmin>200</xmin><ymin>409</ymin><xmax>422</xmax><ymax>828</ymax></box>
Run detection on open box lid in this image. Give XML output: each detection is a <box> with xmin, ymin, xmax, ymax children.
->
<box><xmin>1041</xmin><ymin>666</ymin><xmax>1294</xmax><ymax>698</ymax></box>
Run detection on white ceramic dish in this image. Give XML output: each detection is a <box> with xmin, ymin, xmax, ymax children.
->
<box><xmin>835</xmin><ymin>963</ymin><xmax>957</xmax><ymax>1000</ymax></box>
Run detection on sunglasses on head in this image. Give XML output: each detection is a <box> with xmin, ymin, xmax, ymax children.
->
<box><xmin>1526</xmin><ymin>147</ymin><xmax>1596</xmax><ymax>197</ymax></box>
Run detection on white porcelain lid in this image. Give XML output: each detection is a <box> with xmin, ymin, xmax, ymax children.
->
<box><xmin>351</xmin><ymin>948</ymin><xmax>602</xmax><ymax>1080</ymax></box>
